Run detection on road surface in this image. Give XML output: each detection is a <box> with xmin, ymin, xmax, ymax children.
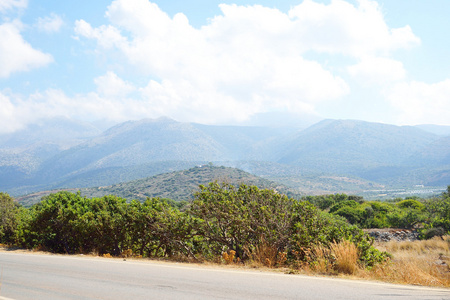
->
<box><xmin>0</xmin><ymin>251</ymin><xmax>449</xmax><ymax>299</ymax></box>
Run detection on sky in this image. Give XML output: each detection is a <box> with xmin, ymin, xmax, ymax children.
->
<box><xmin>1</xmin><ymin>0</ymin><xmax>449</xmax><ymax>133</ymax></box>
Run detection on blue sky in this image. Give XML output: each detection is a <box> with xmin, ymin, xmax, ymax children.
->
<box><xmin>1</xmin><ymin>0</ymin><xmax>449</xmax><ymax>133</ymax></box>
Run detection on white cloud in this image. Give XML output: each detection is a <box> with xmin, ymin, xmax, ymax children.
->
<box><xmin>348</xmin><ymin>56</ymin><xmax>406</xmax><ymax>86</ymax></box>
<box><xmin>0</xmin><ymin>0</ymin><xmax>435</xmax><ymax>131</ymax></box>
<box><xmin>0</xmin><ymin>87</ymin><xmax>140</xmax><ymax>134</ymax></box>
<box><xmin>0</xmin><ymin>92</ymin><xmax>23</xmax><ymax>133</ymax></box>
<box><xmin>74</xmin><ymin>20</ymin><xmax>126</xmax><ymax>49</ymax></box>
<box><xmin>36</xmin><ymin>13</ymin><xmax>64</xmax><ymax>33</ymax></box>
<box><xmin>387</xmin><ymin>80</ymin><xmax>450</xmax><ymax>125</ymax></box>
<box><xmin>94</xmin><ymin>71</ymin><xmax>135</xmax><ymax>97</ymax></box>
<box><xmin>76</xmin><ymin>0</ymin><xmax>380</xmax><ymax>124</ymax></box>
<box><xmin>0</xmin><ymin>22</ymin><xmax>53</xmax><ymax>78</ymax></box>
<box><xmin>288</xmin><ymin>0</ymin><xmax>420</xmax><ymax>57</ymax></box>
<box><xmin>0</xmin><ymin>0</ymin><xmax>27</xmax><ymax>12</ymax></box>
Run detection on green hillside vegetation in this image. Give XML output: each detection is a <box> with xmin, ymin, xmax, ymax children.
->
<box><xmin>16</xmin><ymin>165</ymin><xmax>302</xmax><ymax>206</ymax></box>
<box><xmin>83</xmin><ymin>164</ymin><xmax>291</xmax><ymax>201</ymax></box>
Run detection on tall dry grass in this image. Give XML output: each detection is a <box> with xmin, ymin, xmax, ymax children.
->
<box><xmin>362</xmin><ymin>236</ymin><xmax>450</xmax><ymax>287</ymax></box>
<box><xmin>309</xmin><ymin>244</ymin><xmax>332</xmax><ymax>273</ymax></box>
<box><xmin>252</xmin><ymin>238</ymin><xmax>279</xmax><ymax>267</ymax></box>
<box><xmin>331</xmin><ymin>240</ymin><xmax>359</xmax><ymax>274</ymax></box>
<box><xmin>306</xmin><ymin>240</ymin><xmax>360</xmax><ymax>274</ymax></box>
<box><xmin>297</xmin><ymin>237</ymin><xmax>449</xmax><ymax>288</ymax></box>
<box><xmin>242</xmin><ymin>237</ymin><xmax>288</xmax><ymax>268</ymax></box>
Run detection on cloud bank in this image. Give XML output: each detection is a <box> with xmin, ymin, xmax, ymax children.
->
<box><xmin>2</xmin><ymin>0</ymin><xmax>449</xmax><ymax>133</ymax></box>
<box><xmin>69</xmin><ymin>0</ymin><xmax>419</xmax><ymax>125</ymax></box>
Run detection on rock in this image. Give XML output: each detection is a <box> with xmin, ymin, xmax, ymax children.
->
<box><xmin>364</xmin><ymin>229</ymin><xmax>419</xmax><ymax>242</ymax></box>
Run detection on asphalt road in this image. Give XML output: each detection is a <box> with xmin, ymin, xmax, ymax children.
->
<box><xmin>0</xmin><ymin>251</ymin><xmax>449</xmax><ymax>300</ymax></box>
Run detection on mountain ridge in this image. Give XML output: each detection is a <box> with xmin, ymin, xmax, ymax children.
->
<box><xmin>1</xmin><ymin>117</ymin><xmax>449</xmax><ymax>197</ymax></box>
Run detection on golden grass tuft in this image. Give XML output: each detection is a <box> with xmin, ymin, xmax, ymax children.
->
<box><xmin>309</xmin><ymin>244</ymin><xmax>332</xmax><ymax>273</ymax></box>
<box><xmin>252</xmin><ymin>239</ymin><xmax>278</xmax><ymax>267</ymax></box>
<box><xmin>306</xmin><ymin>240</ymin><xmax>360</xmax><ymax>275</ymax></box>
<box><xmin>330</xmin><ymin>240</ymin><xmax>359</xmax><ymax>275</ymax></box>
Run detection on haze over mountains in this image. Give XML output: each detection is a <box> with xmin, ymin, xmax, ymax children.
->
<box><xmin>1</xmin><ymin>117</ymin><xmax>449</xmax><ymax>197</ymax></box>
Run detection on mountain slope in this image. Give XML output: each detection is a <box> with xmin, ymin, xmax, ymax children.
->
<box><xmin>405</xmin><ymin>136</ymin><xmax>450</xmax><ymax>167</ymax></box>
<box><xmin>191</xmin><ymin>124</ymin><xmax>293</xmax><ymax>161</ymax></box>
<box><xmin>16</xmin><ymin>165</ymin><xmax>299</xmax><ymax>206</ymax></box>
<box><xmin>2</xmin><ymin>117</ymin><xmax>449</xmax><ymax>197</ymax></box>
<box><xmin>0</xmin><ymin>117</ymin><xmax>102</xmax><ymax>190</ymax></box>
<box><xmin>278</xmin><ymin>119</ymin><xmax>440</xmax><ymax>177</ymax></box>
<box><xmin>415</xmin><ymin>124</ymin><xmax>450</xmax><ymax>136</ymax></box>
<box><xmin>35</xmin><ymin>118</ymin><xmax>230</xmax><ymax>183</ymax></box>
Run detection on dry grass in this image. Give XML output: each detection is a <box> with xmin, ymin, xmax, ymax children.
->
<box><xmin>252</xmin><ymin>239</ymin><xmax>278</xmax><ymax>267</ymax></box>
<box><xmin>331</xmin><ymin>240</ymin><xmax>359</xmax><ymax>274</ymax></box>
<box><xmin>307</xmin><ymin>240</ymin><xmax>360</xmax><ymax>275</ymax></box>
<box><xmin>308</xmin><ymin>244</ymin><xmax>332</xmax><ymax>273</ymax></box>
<box><xmin>248</xmin><ymin>238</ymin><xmax>288</xmax><ymax>268</ymax></box>
<box><xmin>360</xmin><ymin>236</ymin><xmax>450</xmax><ymax>287</ymax></box>
<box><xmin>296</xmin><ymin>237</ymin><xmax>450</xmax><ymax>288</ymax></box>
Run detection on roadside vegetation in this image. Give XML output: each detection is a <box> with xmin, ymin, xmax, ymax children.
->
<box><xmin>1</xmin><ymin>185</ymin><xmax>449</xmax><ymax>287</ymax></box>
<box><xmin>304</xmin><ymin>188</ymin><xmax>450</xmax><ymax>238</ymax></box>
<box><xmin>367</xmin><ymin>237</ymin><xmax>450</xmax><ymax>287</ymax></box>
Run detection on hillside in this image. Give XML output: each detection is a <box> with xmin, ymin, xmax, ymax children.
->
<box><xmin>16</xmin><ymin>165</ymin><xmax>300</xmax><ymax>206</ymax></box>
<box><xmin>0</xmin><ymin>117</ymin><xmax>102</xmax><ymax>191</ymax></box>
<box><xmin>405</xmin><ymin>136</ymin><xmax>450</xmax><ymax>167</ymax></box>
<box><xmin>415</xmin><ymin>124</ymin><xmax>450</xmax><ymax>136</ymax></box>
<box><xmin>2</xmin><ymin>118</ymin><xmax>290</xmax><ymax>195</ymax></box>
<box><xmin>34</xmin><ymin>118</ymin><xmax>228</xmax><ymax>182</ymax></box>
<box><xmin>277</xmin><ymin>119</ymin><xmax>439</xmax><ymax>177</ymax></box>
<box><xmin>218</xmin><ymin>161</ymin><xmax>384</xmax><ymax>194</ymax></box>
<box><xmin>191</xmin><ymin>123</ymin><xmax>292</xmax><ymax>161</ymax></box>
<box><xmin>2</xmin><ymin>118</ymin><xmax>449</xmax><ymax>197</ymax></box>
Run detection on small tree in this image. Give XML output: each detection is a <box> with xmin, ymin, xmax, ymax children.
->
<box><xmin>190</xmin><ymin>183</ymin><xmax>294</xmax><ymax>260</ymax></box>
<box><xmin>0</xmin><ymin>192</ymin><xmax>19</xmax><ymax>244</ymax></box>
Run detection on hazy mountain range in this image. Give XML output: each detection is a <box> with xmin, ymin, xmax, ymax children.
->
<box><xmin>1</xmin><ymin>117</ymin><xmax>449</xmax><ymax>197</ymax></box>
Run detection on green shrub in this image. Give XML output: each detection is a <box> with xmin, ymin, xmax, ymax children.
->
<box><xmin>333</xmin><ymin>206</ymin><xmax>364</xmax><ymax>225</ymax></box>
<box><xmin>0</xmin><ymin>192</ymin><xmax>20</xmax><ymax>244</ymax></box>
<box><xmin>190</xmin><ymin>183</ymin><xmax>388</xmax><ymax>268</ymax></box>
<box><xmin>420</xmin><ymin>227</ymin><xmax>446</xmax><ymax>240</ymax></box>
<box><xmin>397</xmin><ymin>199</ymin><xmax>425</xmax><ymax>211</ymax></box>
<box><xmin>329</xmin><ymin>200</ymin><xmax>359</xmax><ymax>214</ymax></box>
<box><xmin>3</xmin><ymin>183</ymin><xmax>390</xmax><ymax>270</ymax></box>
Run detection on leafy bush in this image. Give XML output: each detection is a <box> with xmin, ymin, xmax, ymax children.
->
<box><xmin>387</xmin><ymin>208</ymin><xmax>424</xmax><ymax>229</ymax></box>
<box><xmin>329</xmin><ymin>200</ymin><xmax>359</xmax><ymax>214</ymax></box>
<box><xmin>420</xmin><ymin>227</ymin><xmax>445</xmax><ymax>240</ymax></box>
<box><xmin>333</xmin><ymin>206</ymin><xmax>364</xmax><ymax>224</ymax></box>
<box><xmin>422</xmin><ymin>187</ymin><xmax>450</xmax><ymax>235</ymax></box>
<box><xmin>190</xmin><ymin>183</ymin><xmax>388</xmax><ymax>268</ymax></box>
<box><xmin>397</xmin><ymin>199</ymin><xmax>425</xmax><ymax>211</ymax></box>
<box><xmin>2</xmin><ymin>184</ymin><xmax>391</xmax><ymax>271</ymax></box>
<box><xmin>0</xmin><ymin>192</ymin><xmax>20</xmax><ymax>244</ymax></box>
<box><xmin>189</xmin><ymin>183</ymin><xmax>295</xmax><ymax>260</ymax></box>
<box><xmin>22</xmin><ymin>191</ymin><xmax>92</xmax><ymax>253</ymax></box>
